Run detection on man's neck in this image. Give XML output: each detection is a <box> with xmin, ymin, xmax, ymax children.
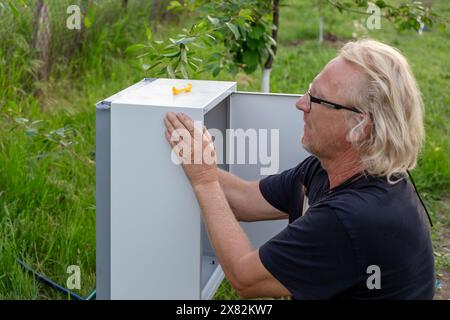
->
<box><xmin>319</xmin><ymin>149</ymin><xmax>363</xmax><ymax>190</ymax></box>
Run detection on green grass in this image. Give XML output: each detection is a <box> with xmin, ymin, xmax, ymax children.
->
<box><xmin>0</xmin><ymin>0</ymin><xmax>448</xmax><ymax>299</ymax></box>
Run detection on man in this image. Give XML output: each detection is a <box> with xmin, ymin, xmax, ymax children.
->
<box><xmin>163</xmin><ymin>39</ymin><xmax>435</xmax><ymax>299</ymax></box>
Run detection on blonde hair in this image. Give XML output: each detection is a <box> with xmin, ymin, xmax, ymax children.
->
<box><xmin>338</xmin><ymin>39</ymin><xmax>425</xmax><ymax>183</ymax></box>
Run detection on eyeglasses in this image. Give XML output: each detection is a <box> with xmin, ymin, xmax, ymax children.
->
<box><xmin>306</xmin><ymin>85</ymin><xmax>362</xmax><ymax>114</ymax></box>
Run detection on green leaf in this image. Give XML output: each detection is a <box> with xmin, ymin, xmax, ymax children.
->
<box><xmin>243</xmin><ymin>50</ymin><xmax>259</xmax><ymax>71</ymax></box>
<box><xmin>188</xmin><ymin>61</ymin><xmax>200</xmax><ymax>71</ymax></box>
<box><xmin>84</xmin><ymin>16</ymin><xmax>92</xmax><ymax>28</ymax></box>
<box><xmin>125</xmin><ymin>44</ymin><xmax>147</xmax><ymax>54</ymax></box>
<box><xmin>420</xmin><ymin>17</ymin><xmax>431</xmax><ymax>27</ymax></box>
<box><xmin>55</xmin><ymin>128</ymin><xmax>66</xmax><ymax>137</ymax></box>
<box><xmin>167</xmin><ymin>64</ymin><xmax>175</xmax><ymax>78</ymax></box>
<box><xmin>247</xmin><ymin>37</ymin><xmax>262</xmax><ymax>50</ymax></box>
<box><xmin>25</xmin><ymin>127</ymin><xmax>38</xmax><ymax>136</ymax></box>
<box><xmin>248</xmin><ymin>24</ymin><xmax>265</xmax><ymax>39</ymax></box>
<box><xmin>181</xmin><ymin>49</ymin><xmax>188</xmax><ymax>63</ymax></box>
<box><xmin>226</xmin><ymin>22</ymin><xmax>240</xmax><ymax>40</ymax></box>
<box><xmin>212</xmin><ymin>66</ymin><xmax>221</xmax><ymax>77</ymax></box>
<box><xmin>146</xmin><ymin>27</ymin><xmax>152</xmax><ymax>41</ymax></box>
<box><xmin>191</xmin><ymin>42</ymin><xmax>206</xmax><ymax>49</ymax></box>
<box><xmin>193</xmin><ymin>21</ymin><xmax>207</xmax><ymax>32</ymax></box>
<box><xmin>238</xmin><ymin>9</ymin><xmax>254</xmax><ymax>22</ymax></box>
<box><xmin>228</xmin><ymin>63</ymin><xmax>238</xmax><ymax>76</ymax></box>
<box><xmin>31</xmin><ymin>120</ymin><xmax>45</xmax><ymax>126</ymax></box>
<box><xmin>204</xmin><ymin>63</ymin><xmax>216</xmax><ymax>72</ymax></box>
<box><xmin>15</xmin><ymin>117</ymin><xmax>29</xmax><ymax>124</ymax></box>
<box><xmin>212</xmin><ymin>52</ymin><xmax>224</xmax><ymax>59</ymax></box>
<box><xmin>171</xmin><ymin>37</ymin><xmax>196</xmax><ymax>45</ymax></box>
<box><xmin>265</xmin><ymin>44</ymin><xmax>275</xmax><ymax>58</ymax></box>
<box><xmin>136</xmin><ymin>51</ymin><xmax>152</xmax><ymax>59</ymax></box>
<box><xmin>205</xmin><ymin>34</ymin><xmax>216</xmax><ymax>41</ymax></box>
<box><xmin>167</xmin><ymin>1</ymin><xmax>183</xmax><ymax>11</ymax></box>
<box><xmin>208</xmin><ymin>16</ymin><xmax>220</xmax><ymax>26</ymax></box>
<box><xmin>146</xmin><ymin>60</ymin><xmax>162</xmax><ymax>71</ymax></box>
<box><xmin>410</xmin><ymin>18</ymin><xmax>421</xmax><ymax>31</ymax></box>
<box><xmin>179</xmin><ymin>64</ymin><xmax>189</xmax><ymax>79</ymax></box>
<box><xmin>162</xmin><ymin>51</ymin><xmax>180</xmax><ymax>57</ymax></box>
<box><xmin>375</xmin><ymin>0</ymin><xmax>386</xmax><ymax>9</ymax></box>
<box><xmin>266</xmin><ymin>35</ymin><xmax>277</xmax><ymax>46</ymax></box>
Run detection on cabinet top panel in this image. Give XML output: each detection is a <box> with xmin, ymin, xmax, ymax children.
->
<box><xmin>99</xmin><ymin>78</ymin><xmax>236</xmax><ymax>111</ymax></box>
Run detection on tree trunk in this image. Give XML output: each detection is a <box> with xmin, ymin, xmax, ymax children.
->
<box><xmin>122</xmin><ymin>0</ymin><xmax>128</xmax><ymax>13</ymax></box>
<box><xmin>261</xmin><ymin>68</ymin><xmax>272</xmax><ymax>93</ymax></box>
<box><xmin>32</xmin><ymin>0</ymin><xmax>51</xmax><ymax>98</ymax></box>
<box><xmin>262</xmin><ymin>0</ymin><xmax>279</xmax><ymax>93</ymax></box>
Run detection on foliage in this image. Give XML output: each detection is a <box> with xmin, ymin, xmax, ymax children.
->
<box><xmin>128</xmin><ymin>0</ymin><xmax>447</xmax><ymax>80</ymax></box>
<box><xmin>127</xmin><ymin>0</ymin><xmax>275</xmax><ymax>78</ymax></box>
<box><xmin>328</xmin><ymin>0</ymin><xmax>448</xmax><ymax>32</ymax></box>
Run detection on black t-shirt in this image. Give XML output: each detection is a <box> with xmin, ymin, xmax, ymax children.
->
<box><xmin>258</xmin><ymin>156</ymin><xmax>435</xmax><ymax>300</ymax></box>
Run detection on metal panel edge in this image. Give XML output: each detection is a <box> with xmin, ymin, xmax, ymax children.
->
<box><xmin>96</xmin><ymin>104</ymin><xmax>111</xmax><ymax>300</ymax></box>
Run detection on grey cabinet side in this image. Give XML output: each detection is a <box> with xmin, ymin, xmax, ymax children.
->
<box><xmin>229</xmin><ymin>92</ymin><xmax>309</xmax><ymax>249</ymax></box>
<box><xmin>96</xmin><ymin>106</ymin><xmax>111</xmax><ymax>300</ymax></box>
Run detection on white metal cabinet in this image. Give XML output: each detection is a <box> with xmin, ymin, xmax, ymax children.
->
<box><xmin>96</xmin><ymin>78</ymin><xmax>308</xmax><ymax>299</ymax></box>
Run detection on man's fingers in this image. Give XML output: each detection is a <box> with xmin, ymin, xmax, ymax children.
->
<box><xmin>177</xmin><ymin>113</ymin><xmax>195</xmax><ymax>135</ymax></box>
<box><xmin>172</xmin><ymin>143</ymin><xmax>183</xmax><ymax>158</ymax></box>
<box><xmin>166</xmin><ymin>112</ymin><xmax>188</xmax><ymax>133</ymax></box>
<box><xmin>165</xmin><ymin>113</ymin><xmax>216</xmax><ymax>166</ymax></box>
<box><xmin>164</xmin><ymin>117</ymin><xmax>176</xmax><ymax>135</ymax></box>
<box><xmin>166</xmin><ymin>130</ymin><xmax>187</xmax><ymax>159</ymax></box>
<box><xmin>165</xmin><ymin>130</ymin><xmax>176</xmax><ymax>147</ymax></box>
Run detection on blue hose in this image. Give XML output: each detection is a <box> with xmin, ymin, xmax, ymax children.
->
<box><xmin>17</xmin><ymin>259</ymin><xmax>96</xmax><ymax>300</ymax></box>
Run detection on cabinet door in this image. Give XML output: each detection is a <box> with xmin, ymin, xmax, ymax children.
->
<box><xmin>229</xmin><ymin>92</ymin><xmax>309</xmax><ymax>248</ymax></box>
<box><xmin>109</xmin><ymin>103</ymin><xmax>204</xmax><ymax>299</ymax></box>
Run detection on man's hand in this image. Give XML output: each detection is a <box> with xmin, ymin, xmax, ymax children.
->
<box><xmin>164</xmin><ymin>112</ymin><xmax>218</xmax><ymax>188</ymax></box>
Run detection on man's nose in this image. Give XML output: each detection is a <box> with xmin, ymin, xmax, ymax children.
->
<box><xmin>296</xmin><ymin>95</ymin><xmax>309</xmax><ymax>113</ymax></box>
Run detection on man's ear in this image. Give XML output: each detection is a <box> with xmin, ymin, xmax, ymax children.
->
<box><xmin>362</xmin><ymin>114</ymin><xmax>374</xmax><ymax>139</ymax></box>
<box><xmin>346</xmin><ymin>114</ymin><xmax>372</xmax><ymax>143</ymax></box>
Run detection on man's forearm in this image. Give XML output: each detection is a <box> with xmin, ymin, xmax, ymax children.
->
<box><xmin>218</xmin><ymin>168</ymin><xmax>246</xmax><ymax>197</ymax></box>
<box><xmin>217</xmin><ymin>169</ymin><xmax>288</xmax><ymax>222</ymax></box>
<box><xmin>217</xmin><ymin>169</ymin><xmax>249</xmax><ymax>219</ymax></box>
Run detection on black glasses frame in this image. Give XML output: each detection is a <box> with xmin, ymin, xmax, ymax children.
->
<box><xmin>307</xmin><ymin>89</ymin><xmax>362</xmax><ymax>114</ymax></box>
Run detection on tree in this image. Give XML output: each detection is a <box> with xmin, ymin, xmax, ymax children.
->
<box><xmin>318</xmin><ymin>0</ymin><xmax>325</xmax><ymax>43</ymax></box>
<box><xmin>262</xmin><ymin>0</ymin><xmax>279</xmax><ymax>92</ymax></box>
<box><xmin>32</xmin><ymin>0</ymin><xmax>51</xmax><ymax>99</ymax></box>
<box><xmin>128</xmin><ymin>0</ymin><xmax>446</xmax><ymax>93</ymax></box>
<box><xmin>128</xmin><ymin>0</ymin><xmax>275</xmax><ymax>88</ymax></box>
